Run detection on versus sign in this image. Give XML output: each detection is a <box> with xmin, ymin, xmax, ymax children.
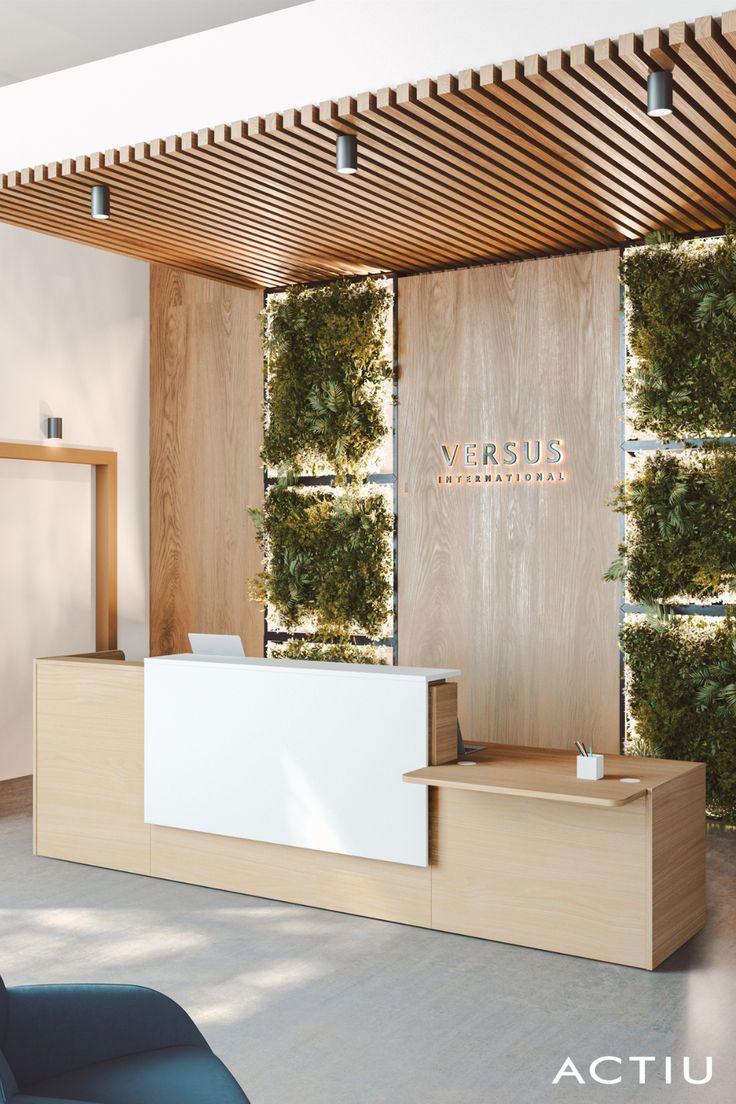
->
<box><xmin>437</xmin><ymin>438</ymin><xmax>566</xmax><ymax>486</ymax></box>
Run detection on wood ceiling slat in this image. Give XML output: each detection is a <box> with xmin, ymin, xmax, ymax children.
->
<box><xmin>92</xmin><ymin>152</ymin><xmax>343</xmax><ymax>283</ymax></box>
<box><xmin>116</xmin><ymin>138</ymin><xmax>425</xmax><ymax>275</ymax></box>
<box><xmin>165</xmin><ymin>128</ymin><xmax>512</xmax><ymax>274</ymax></box>
<box><xmin>598</xmin><ymin>33</ymin><xmax>736</xmax><ymax>227</ymax></box>
<box><xmin>5</xmin><ymin>187</ymin><xmax>281</xmax><ymax>286</ymax></box>
<box><xmin>362</xmin><ymin>80</ymin><xmax>601</xmax><ymax>248</ymax></box>
<box><xmin>0</xmin><ymin>182</ymin><xmax>262</xmax><ymax>286</ymax></box>
<box><xmin>24</xmin><ymin>155</ymin><xmax>343</xmax><ymax>287</ymax></box>
<box><xmin>341</xmin><ymin>85</ymin><xmax>592</xmax><ymax>250</ymax></box>
<box><xmin>1</xmin><ymin>7</ymin><xmax>736</xmax><ymax>287</ymax></box>
<box><xmin>691</xmin><ymin>16</ymin><xmax>736</xmax><ymax>86</ymax></box>
<box><xmin>128</xmin><ymin>136</ymin><xmax>400</xmax><ymax>271</ymax></box>
<box><xmin>473</xmin><ymin>64</ymin><xmax>660</xmax><ymax>235</ymax></box>
<box><xmin>641</xmin><ymin>25</ymin><xmax>736</xmax><ymax>149</ymax></box>
<box><xmin>722</xmin><ymin>8</ymin><xmax>736</xmax><ymax>46</ymax></box>
<box><xmin>227</xmin><ymin>115</ymin><xmax>513</xmax><ymax>263</ymax></box>
<box><xmin>188</xmin><ymin>125</ymin><xmax>477</xmax><ymax>267</ymax></box>
<box><xmin>453</xmin><ymin>68</ymin><xmax>644</xmax><ymax>238</ymax></box>
<box><xmin>303</xmin><ymin>99</ymin><xmax>547</xmax><ymax>255</ymax></box>
<box><xmin>582</xmin><ymin>40</ymin><xmax>734</xmax><ymax>223</ymax></box>
<box><xmin>75</xmin><ymin>152</ymin><xmax>342</xmax><ymax>283</ymax></box>
<box><xmin>543</xmin><ymin>48</ymin><xmax>732</xmax><ymax>227</ymax></box>
<box><xmin>498</xmin><ymin>57</ymin><xmax>697</xmax><ymax>229</ymax></box>
<box><xmin>121</xmin><ymin>144</ymin><xmax>370</xmax><ymax>281</ymax></box>
<box><xmin>600</xmin><ymin>33</ymin><xmax>736</xmax><ymax>187</ymax></box>
<box><xmin>414</xmin><ymin>71</ymin><xmax>648</xmax><ymax>237</ymax></box>
<box><xmin>8</xmin><ymin>160</ymin><xmax>327</xmax><ymax>286</ymax></box>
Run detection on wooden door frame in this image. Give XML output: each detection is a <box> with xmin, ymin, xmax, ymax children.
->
<box><xmin>0</xmin><ymin>442</ymin><xmax>117</xmax><ymax>649</ymax></box>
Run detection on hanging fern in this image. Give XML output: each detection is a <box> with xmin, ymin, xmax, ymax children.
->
<box><xmin>250</xmin><ymin>277</ymin><xmax>395</xmax><ymax>661</ymax></box>
<box><xmin>261</xmin><ymin>278</ymin><xmax>392</xmax><ymax>483</ymax></box>
<box><xmin>694</xmin><ymin>636</ymin><xmax>736</xmax><ymax>716</ymax></box>
<box><xmin>270</xmin><ymin>638</ymin><xmax>388</xmax><ymax>664</ymax></box>
<box><xmin>620</xmin><ymin>229</ymin><xmax>736</xmax><ymax>436</ymax></box>
<box><xmin>249</xmin><ymin>484</ymin><xmax>393</xmax><ymax>641</ymax></box>
<box><xmin>622</xmin><ymin>617</ymin><xmax>736</xmax><ymax>818</ymax></box>
<box><xmin>606</xmin><ymin>446</ymin><xmax>736</xmax><ymax>603</ymax></box>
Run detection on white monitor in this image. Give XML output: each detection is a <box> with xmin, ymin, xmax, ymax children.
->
<box><xmin>188</xmin><ymin>633</ymin><xmax>245</xmax><ymax>657</ymax></box>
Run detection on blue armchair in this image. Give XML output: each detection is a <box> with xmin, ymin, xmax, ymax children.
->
<box><xmin>0</xmin><ymin>975</ymin><xmax>249</xmax><ymax>1103</ymax></box>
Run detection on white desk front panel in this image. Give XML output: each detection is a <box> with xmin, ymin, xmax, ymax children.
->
<box><xmin>144</xmin><ymin>656</ymin><xmax>459</xmax><ymax>867</ymax></box>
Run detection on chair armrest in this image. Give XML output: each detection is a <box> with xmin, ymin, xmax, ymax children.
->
<box><xmin>5</xmin><ymin>984</ymin><xmax>207</xmax><ymax>1089</ymax></box>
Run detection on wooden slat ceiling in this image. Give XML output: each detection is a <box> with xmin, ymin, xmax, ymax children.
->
<box><xmin>2</xmin><ymin>10</ymin><xmax>736</xmax><ymax>289</ymax></box>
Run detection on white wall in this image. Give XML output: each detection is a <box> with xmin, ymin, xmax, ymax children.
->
<box><xmin>0</xmin><ymin>225</ymin><xmax>148</xmax><ymax>779</ymax></box>
<box><xmin>0</xmin><ymin>0</ymin><xmax>717</xmax><ymax>174</ymax></box>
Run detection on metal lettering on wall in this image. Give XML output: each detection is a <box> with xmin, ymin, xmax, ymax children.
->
<box><xmin>437</xmin><ymin>439</ymin><xmax>567</xmax><ymax>485</ymax></box>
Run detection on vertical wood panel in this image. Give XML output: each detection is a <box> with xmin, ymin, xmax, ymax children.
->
<box><xmin>35</xmin><ymin>658</ymin><xmax>149</xmax><ymax>874</ymax></box>
<box><xmin>398</xmin><ymin>251</ymin><xmax>621</xmax><ymax>751</ymax></box>
<box><xmin>430</xmin><ymin>788</ymin><xmax>649</xmax><ymax>968</ymax></box>
<box><xmin>429</xmin><ymin>681</ymin><xmax>458</xmax><ymax>765</ymax></box>
<box><xmin>150</xmin><ymin>266</ymin><xmax>263</xmax><ymax>656</ymax></box>
<box><xmin>650</xmin><ymin>767</ymin><xmax>706</xmax><ymax>968</ymax></box>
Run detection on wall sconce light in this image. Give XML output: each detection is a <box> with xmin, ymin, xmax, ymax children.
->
<box><xmin>336</xmin><ymin>134</ymin><xmax>358</xmax><ymax>174</ymax></box>
<box><xmin>647</xmin><ymin>70</ymin><xmax>673</xmax><ymax>117</ymax></box>
<box><xmin>46</xmin><ymin>416</ymin><xmax>63</xmax><ymax>445</ymax></box>
<box><xmin>90</xmin><ymin>184</ymin><xmax>111</xmax><ymax>220</ymax></box>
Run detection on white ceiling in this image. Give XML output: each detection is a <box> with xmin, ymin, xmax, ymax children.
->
<box><xmin>0</xmin><ymin>1</ymin><xmax>716</xmax><ymax>175</ymax></box>
<box><xmin>0</xmin><ymin>0</ymin><xmax>309</xmax><ymax>86</ymax></box>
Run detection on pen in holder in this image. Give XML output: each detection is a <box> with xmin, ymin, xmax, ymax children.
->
<box><xmin>577</xmin><ymin>754</ymin><xmax>604</xmax><ymax>781</ymax></box>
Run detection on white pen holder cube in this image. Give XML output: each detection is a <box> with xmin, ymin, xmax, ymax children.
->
<box><xmin>577</xmin><ymin>754</ymin><xmax>604</xmax><ymax>781</ymax></box>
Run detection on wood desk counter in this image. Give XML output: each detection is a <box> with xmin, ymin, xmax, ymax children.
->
<box><xmin>35</xmin><ymin>658</ymin><xmax>705</xmax><ymax>971</ymax></box>
<box><xmin>403</xmin><ymin>743</ymin><xmax>701</xmax><ymax>807</ymax></box>
<box><xmin>405</xmin><ymin>743</ymin><xmax>705</xmax><ymax>970</ymax></box>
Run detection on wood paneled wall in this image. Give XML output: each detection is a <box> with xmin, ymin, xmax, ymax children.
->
<box><xmin>150</xmin><ymin>266</ymin><xmax>263</xmax><ymax>656</ymax></box>
<box><xmin>398</xmin><ymin>251</ymin><xmax>621</xmax><ymax>752</ymax></box>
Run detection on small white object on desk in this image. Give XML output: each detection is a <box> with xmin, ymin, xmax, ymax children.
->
<box><xmin>577</xmin><ymin>753</ymin><xmax>604</xmax><ymax>781</ymax></box>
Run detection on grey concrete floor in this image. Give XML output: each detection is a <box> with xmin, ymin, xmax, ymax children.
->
<box><xmin>1</xmin><ymin>778</ymin><xmax>735</xmax><ymax>1104</ymax></box>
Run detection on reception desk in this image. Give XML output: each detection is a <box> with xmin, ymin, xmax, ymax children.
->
<box><xmin>34</xmin><ymin>652</ymin><xmax>705</xmax><ymax>969</ymax></box>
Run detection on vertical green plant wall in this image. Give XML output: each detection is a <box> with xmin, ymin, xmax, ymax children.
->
<box><xmin>612</xmin><ymin>231</ymin><xmax>736</xmax><ymax>818</ymax></box>
<box><xmin>249</xmin><ymin>278</ymin><xmax>394</xmax><ymax>663</ymax></box>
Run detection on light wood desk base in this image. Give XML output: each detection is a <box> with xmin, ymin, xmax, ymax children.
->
<box><xmin>407</xmin><ymin>745</ymin><xmax>705</xmax><ymax>969</ymax></box>
<box><xmin>34</xmin><ymin>658</ymin><xmax>705</xmax><ymax>970</ymax></box>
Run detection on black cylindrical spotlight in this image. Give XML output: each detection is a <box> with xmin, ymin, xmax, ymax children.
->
<box><xmin>647</xmin><ymin>70</ymin><xmax>673</xmax><ymax>117</ymax></box>
<box><xmin>46</xmin><ymin>416</ymin><xmax>63</xmax><ymax>443</ymax></box>
<box><xmin>336</xmin><ymin>134</ymin><xmax>358</xmax><ymax>174</ymax></box>
<box><xmin>90</xmin><ymin>184</ymin><xmax>111</xmax><ymax>220</ymax></box>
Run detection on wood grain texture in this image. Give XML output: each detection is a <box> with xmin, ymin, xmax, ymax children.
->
<box><xmin>649</xmin><ymin>766</ymin><xmax>707</xmax><ymax>968</ymax></box>
<box><xmin>149</xmin><ymin>266</ymin><xmax>264</xmax><ymax>657</ymax></box>
<box><xmin>405</xmin><ymin>742</ymin><xmax>701</xmax><ymax>807</ymax></box>
<box><xmin>430</xmin><ymin>786</ymin><xmax>651</xmax><ymax>968</ymax></box>
<box><xmin>2</xmin><ymin>10</ymin><xmax>736</xmax><ymax>287</ymax></box>
<box><xmin>150</xmin><ymin>825</ymin><xmax>431</xmax><ymax>928</ymax></box>
<box><xmin>33</xmin><ymin>665</ymin><xmax>704</xmax><ymax>966</ymax></box>
<box><xmin>429</xmin><ymin>681</ymin><xmax>458</xmax><ymax>765</ymax></box>
<box><xmin>34</xmin><ymin>658</ymin><xmax>149</xmax><ymax>873</ymax></box>
<box><xmin>0</xmin><ymin>443</ymin><xmax>117</xmax><ymax>650</ymax></box>
<box><xmin>407</xmin><ymin>768</ymin><xmax>645</xmax><ymax>807</ymax></box>
<box><xmin>0</xmin><ymin>775</ymin><xmax>32</xmax><ymax>818</ymax></box>
<box><xmin>397</xmin><ymin>251</ymin><xmax>621</xmax><ymax>751</ymax></box>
